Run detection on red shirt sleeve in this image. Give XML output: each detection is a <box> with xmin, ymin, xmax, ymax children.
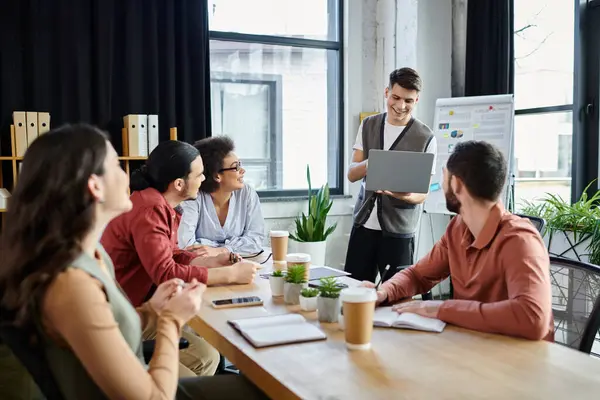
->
<box><xmin>381</xmin><ymin>220</ymin><xmax>453</xmax><ymax>303</ymax></box>
<box><xmin>130</xmin><ymin>206</ymin><xmax>208</xmax><ymax>284</ymax></box>
<box><xmin>437</xmin><ymin>234</ymin><xmax>552</xmax><ymax>341</ymax></box>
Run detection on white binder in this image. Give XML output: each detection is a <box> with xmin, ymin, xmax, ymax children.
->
<box><xmin>0</xmin><ymin>188</ymin><xmax>11</xmax><ymax>210</ymax></box>
<box><xmin>12</xmin><ymin>112</ymin><xmax>28</xmax><ymax>156</ymax></box>
<box><xmin>123</xmin><ymin>114</ymin><xmax>149</xmax><ymax>157</ymax></box>
<box><xmin>38</xmin><ymin>112</ymin><xmax>51</xmax><ymax>134</ymax></box>
<box><xmin>148</xmin><ymin>114</ymin><xmax>159</xmax><ymax>153</ymax></box>
<box><xmin>26</xmin><ymin>112</ymin><xmax>38</xmax><ymax>148</ymax></box>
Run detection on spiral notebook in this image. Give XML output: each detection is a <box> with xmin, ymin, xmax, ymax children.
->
<box><xmin>228</xmin><ymin>314</ymin><xmax>327</xmax><ymax>348</ymax></box>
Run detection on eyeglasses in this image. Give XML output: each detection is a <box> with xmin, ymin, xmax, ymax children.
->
<box><xmin>219</xmin><ymin>161</ymin><xmax>242</xmax><ymax>173</ymax></box>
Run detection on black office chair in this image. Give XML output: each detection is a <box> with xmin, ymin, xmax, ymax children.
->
<box><xmin>549</xmin><ymin>256</ymin><xmax>600</xmax><ymax>356</ymax></box>
<box><xmin>515</xmin><ymin>213</ymin><xmax>546</xmax><ymax>234</ymax></box>
<box><xmin>216</xmin><ymin>355</ymin><xmax>239</xmax><ymax>375</ymax></box>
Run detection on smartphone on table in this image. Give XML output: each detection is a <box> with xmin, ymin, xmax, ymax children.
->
<box><xmin>211</xmin><ymin>296</ymin><xmax>263</xmax><ymax>309</ymax></box>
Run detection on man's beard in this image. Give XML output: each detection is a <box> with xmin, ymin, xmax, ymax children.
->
<box><xmin>445</xmin><ymin>187</ymin><xmax>461</xmax><ymax>214</ymax></box>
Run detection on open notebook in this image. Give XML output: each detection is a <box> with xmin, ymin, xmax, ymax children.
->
<box><xmin>373</xmin><ymin>307</ymin><xmax>446</xmax><ymax>333</ymax></box>
<box><xmin>228</xmin><ymin>314</ymin><xmax>327</xmax><ymax>348</ymax></box>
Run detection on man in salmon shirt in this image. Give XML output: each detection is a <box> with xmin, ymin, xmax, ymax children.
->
<box><xmin>364</xmin><ymin>140</ymin><xmax>554</xmax><ymax>341</ymax></box>
<box><xmin>101</xmin><ymin>140</ymin><xmax>258</xmax><ymax>377</ymax></box>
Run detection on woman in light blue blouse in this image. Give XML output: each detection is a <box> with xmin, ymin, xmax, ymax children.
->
<box><xmin>178</xmin><ymin>136</ymin><xmax>265</xmax><ymax>256</ymax></box>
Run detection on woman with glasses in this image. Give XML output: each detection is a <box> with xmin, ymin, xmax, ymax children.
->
<box><xmin>178</xmin><ymin>136</ymin><xmax>265</xmax><ymax>257</ymax></box>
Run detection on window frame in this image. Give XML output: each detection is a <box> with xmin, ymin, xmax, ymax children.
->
<box><xmin>207</xmin><ymin>0</ymin><xmax>344</xmax><ymax>198</ymax></box>
<box><xmin>210</xmin><ymin>72</ymin><xmax>283</xmax><ymax>189</ymax></box>
<box><xmin>513</xmin><ymin>0</ymin><xmax>577</xmax><ymax>203</ymax></box>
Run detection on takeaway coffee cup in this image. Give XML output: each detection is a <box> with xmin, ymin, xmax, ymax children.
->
<box><xmin>270</xmin><ymin>231</ymin><xmax>289</xmax><ymax>261</ymax></box>
<box><xmin>340</xmin><ymin>287</ymin><xmax>377</xmax><ymax>350</ymax></box>
<box><xmin>286</xmin><ymin>253</ymin><xmax>311</xmax><ymax>281</ymax></box>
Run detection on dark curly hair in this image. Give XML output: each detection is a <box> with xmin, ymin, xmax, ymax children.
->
<box><xmin>0</xmin><ymin>124</ymin><xmax>108</xmax><ymax>332</ymax></box>
<box><xmin>193</xmin><ymin>136</ymin><xmax>235</xmax><ymax>193</ymax></box>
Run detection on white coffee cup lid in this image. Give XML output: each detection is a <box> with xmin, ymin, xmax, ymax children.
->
<box><xmin>270</xmin><ymin>230</ymin><xmax>289</xmax><ymax>237</ymax></box>
<box><xmin>286</xmin><ymin>253</ymin><xmax>311</xmax><ymax>263</ymax></box>
<box><xmin>340</xmin><ymin>287</ymin><xmax>377</xmax><ymax>303</ymax></box>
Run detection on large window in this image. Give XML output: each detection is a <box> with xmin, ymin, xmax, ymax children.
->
<box><xmin>208</xmin><ymin>0</ymin><xmax>343</xmax><ymax>196</ymax></box>
<box><xmin>514</xmin><ymin>0</ymin><xmax>574</xmax><ymax>207</ymax></box>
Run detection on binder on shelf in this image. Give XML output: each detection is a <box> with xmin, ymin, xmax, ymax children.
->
<box><xmin>123</xmin><ymin>114</ymin><xmax>148</xmax><ymax>157</ymax></box>
<box><xmin>26</xmin><ymin>112</ymin><xmax>38</xmax><ymax>147</ymax></box>
<box><xmin>12</xmin><ymin>112</ymin><xmax>28</xmax><ymax>157</ymax></box>
<box><xmin>0</xmin><ymin>188</ymin><xmax>11</xmax><ymax>210</ymax></box>
<box><xmin>148</xmin><ymin>115</ymin><xmax>159</xmax><ymax>153</ymax></box>
<box><xmin>38</xmin><ymin>112</ymin><xmax>51</xmax><ymax>135</ymax></box>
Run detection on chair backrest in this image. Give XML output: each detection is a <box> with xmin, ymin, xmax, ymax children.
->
<box><xmin>0</xmin><ymin>308</ymin><xmax>65</xmax><ymax>399</ymax></box>
<box><xmin>515</xmin><ymin>213</ymin><xmax>546</xmax><ymax>234</ymax></box>
<box><xmin>549</xmin><ymin>256</ymin><xmax>600</xmax><ymax>356</ymax></box>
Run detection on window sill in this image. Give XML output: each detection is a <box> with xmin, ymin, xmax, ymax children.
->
<box><xmin>260</xmin><ymin>194</ymin><xmax>352</xmax><ymax>203</ymax></box>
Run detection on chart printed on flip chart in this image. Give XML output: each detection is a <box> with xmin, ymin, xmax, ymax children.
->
<box><xmin>424</xmin><ymin>95</ymin><xmax>515</xmax><ymax>215</ymax></box>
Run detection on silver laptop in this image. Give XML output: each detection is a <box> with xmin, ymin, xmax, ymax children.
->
<box><xmin>365</xmin><ymin>149</ymin><xmax>434</xmax><ymax>194</ymax></box>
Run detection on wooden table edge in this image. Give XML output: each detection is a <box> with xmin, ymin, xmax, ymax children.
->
<box><xmin>188</xmin><ymin>315</ymin><xmax>301</xmax><ymax>400</ymax></box>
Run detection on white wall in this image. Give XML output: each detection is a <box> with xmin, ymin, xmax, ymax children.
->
<box><xmin>262</xmin><ymin>0</ymin><xmax>454</xmax><ymax>271</ymax></box>
<box><xmin>413</xmin><ymin>0</ymin><xmax>453</xmax><ymax>263</ymax></box>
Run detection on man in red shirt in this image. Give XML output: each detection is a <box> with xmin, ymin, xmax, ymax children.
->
<box><xmin>102</xmin><ymin>140</ymin><xmax>258</xmax><ymax>377</ymax></box>
<box><xmin>365</xmin><ymin>140</ymin><xmax>554</xmax><ymax>341</ymax></box>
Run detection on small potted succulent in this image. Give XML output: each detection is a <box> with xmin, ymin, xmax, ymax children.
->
<box><xmin>283</xmin><ymin>264</ymin><xmax>307</xmax><ymax>305</ymax></box>
<box><xmin>317</xmin><ymin>277</ymin><xmax>343</xmax><ymax>323</ymax></box>
<box><xmin>269</xmin><ymin>269</ymin><xmax>285</xmax><ymax>297</ymax></box>
<box><xmin>299</xmin><ymin>287</ymin><xmax>319</xmax><ymax>312</ymax></box>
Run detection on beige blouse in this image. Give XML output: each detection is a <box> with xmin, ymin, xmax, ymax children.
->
<box><xmin>41</xmin><ymin>256</ymin><xmax>184</xmax><ymax>400</ymax></box>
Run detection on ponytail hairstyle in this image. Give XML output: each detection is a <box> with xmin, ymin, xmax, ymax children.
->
<box><xmin>130</xmin><ymin>140</ymin><xmax>200</xmax><ymax>193</ymax></box>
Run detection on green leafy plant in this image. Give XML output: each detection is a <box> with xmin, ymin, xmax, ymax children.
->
<box><xmin>518</xmin><ymin>180</ymin><xmax>600</xmax><ymax>264</ymax></box>
<box><xmin>300</xmin><ymin>287</ymin><xmax>319</xmax><ymax>298</ymax></box>
<box><xmin>290</xmin><ymin>165</ymin><xmax>337</xmax><ymax>242</ymax></box>
<box><xmin>317</xmin><ymin>277</ymin><xmax>343</xmax><ymax>299</ymax></box>
<box><xmin>284</xmin><ymin>265</ymin><xmax>307</xmax><ymax>284</ymax></box>
<box><xmin>272</xmin><ymin>270</ymin><xmax>284</xmax><ymax>278</ymax></box>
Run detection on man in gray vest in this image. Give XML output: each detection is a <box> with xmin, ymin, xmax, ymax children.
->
<box><xmin>345</xmin><ymin>68</ymin><xmax>437</xmax><ymax>285</ymax></box>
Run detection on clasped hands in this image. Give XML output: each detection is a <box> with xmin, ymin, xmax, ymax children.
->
<box><xmin>148</xmin><ymin>278</ymin><xmax>206</xmax><ymax>322</ymax></box>
<box><xmin>360</xmin><ymin>281</ymin><xmax>443</xmax><ymax>319</ymax></box>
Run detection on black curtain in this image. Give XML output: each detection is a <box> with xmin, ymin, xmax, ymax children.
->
<box><xmin>464</xmin><ymin>0</ymin><xmax>514</xmax><ymax>96</ymax></box>
<box><xmin>0</xmin><ymin>0</ymin><xmax>211</xmax><ymax>154</ymax></box>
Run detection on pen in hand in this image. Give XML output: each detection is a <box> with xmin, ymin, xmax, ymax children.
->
<box><xmin>375</xmin><ymin>265</ymin><xmax>390</xmax><ymax>290</ymax></box>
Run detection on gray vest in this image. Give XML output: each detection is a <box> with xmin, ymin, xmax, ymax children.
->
<box><xmin>353</xmin><ymin>113</ymin><xmax>434</xmax><ymax>237</ymax></box>
<box><xmin>38</xmin><ymin>246</ymin><xmax>145</xmax><ymax>400</ymax></box>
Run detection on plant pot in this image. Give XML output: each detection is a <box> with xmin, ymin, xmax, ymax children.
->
<box><xmin>284</xmin><ymin>282</ymin><xmax>304</xmax><ymax>305</ymax></box>
<box><xmin>299</xmin><ymin>295</ymin><xmax>318</xmax><ymax>312</ymax></box>
<box><xmin>269</xmin><ymin>276</ymin><xmax>284</xmax><ymax>297</ymax></box>
<box><xmin>544</xmin><ymin>228</ymin><xmax>593</xmax><ymax>263</ymax></box>
<box><xmin>317</xmin><ymin>296</ymin><xmax>340</xmax><ymax>323</ymax></box>
<box><xmin>291</xmin><ymin>240</ymin><xmax>327</xmax><ymax>266</ymax></box>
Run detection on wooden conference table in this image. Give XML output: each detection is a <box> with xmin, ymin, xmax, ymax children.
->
<box><xmin>189</xmin><ymin>264</ymin><xmax>600</xmax><ymax>400</ymax></box>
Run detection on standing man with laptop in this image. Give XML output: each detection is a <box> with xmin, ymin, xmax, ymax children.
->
<box><xmin>345</xmin><ymin>67</ymin><xmax>437</xmax><ymax>284</ymax></box>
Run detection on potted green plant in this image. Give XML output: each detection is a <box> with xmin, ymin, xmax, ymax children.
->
<box><xmin>317</xmin><ymin>277</ymin><xmax>343</xmax><ymax>322</ymax></box>
<box><xmin>269</xmin><ymin>269</ymin><xmax>285</xmax><ymax>297</ymax></box>
<box><xmin>283</xmin><ymin>265</ymin><xmax>307</xmax><ymax>305</ymax></box>
<box><xmin>289</xmin><ymin>165</ymin><xmax>337</xmax><ymax>266</ymax></box>
<box><xmin>299</xmin><ymin>287</ymin><xmax>319</xmax><ymax>312</ymax></box>
<box><xmin>519</xmin><ymin>180</ymin><xmax>600</xmax><ymax>264</ymax></box>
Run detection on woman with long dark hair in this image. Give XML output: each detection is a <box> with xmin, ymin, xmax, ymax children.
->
<box><xmin>0</xmin><ymin>124</ymin><xmax>266</xmax><ymax>399</ymax></box>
